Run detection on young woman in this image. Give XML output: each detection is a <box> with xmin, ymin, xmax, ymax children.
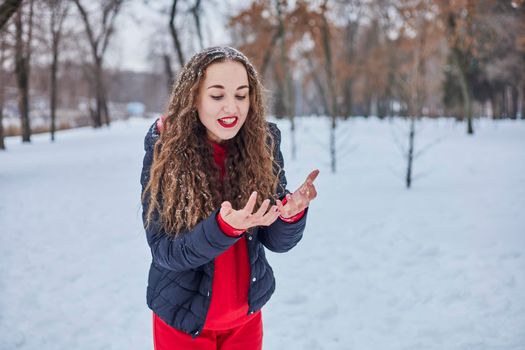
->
<box><xmin>140</xmin><ymin>46</ymin><xmax>319</xmax><ymax>349</ymax></box>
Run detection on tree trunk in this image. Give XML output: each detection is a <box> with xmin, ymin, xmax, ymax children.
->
<box><xmin>490</xmin><ymin>90</ymin><xmax>499</xmax><ymax>119</ymax></box>
<box><xmin>452</xmin><ymin>48</ymin><xmax>474</xmax><ymax>134</ymax></box>
<box><xmin>0</xmin><ymin>33</ymin><xmax>6</xmax><ymax>150</ymax></box>
<box><xmin>406</xmin><ymin>116</ymin><xmax>415</xmax><ymax>189</ymax></box>
<box><xmin>306</xmin><ymin>54</ymin><xmax>329</xmax><ymax>115</ymax></box>
<box><xmin>377</xmin><ymin>98</ymin><xmax>388</xmax><ymax>118</ymax></box>
<box><xmin>15</xmin><ymin>6</ymin><xmax>31</xmax><ymax>143</ymax></box>
<box><xmin>321</xmin><ymin>1</ymin><xmax>337</xmax><ymax>173</ymax></box>
<box><xmin>92</xmin><ymin>64</ymin><xmax>103</xmax><ymax>128</ymax></box>
<box><xmin>276</xmin><ymin>0</ymin><xmax>296</xmax><ymax>160</ymax></box>
<box><xmin>50</xmin><ymin>40</ymin><xmax>58</xmax><ymax>141</ymax></box>
<box><xmin>49</xmin><ymin>0</ymin><xmax>68</xmax><ymax>141</ymax></box>
<box><xmin>92</xmin><ymin>58</ymin><xmax>110</xmax><ymax>127</ymax></box>
<box><xmin>0</xmin><ymin>106</ymin><xmax>4</xmax><ymax>150</ymax></box>
<box><xmin>511</xmin><ymin>85</ymin><xmax>518</xmax><ymax>119</ymax></box>
<box><xmin>521</xmin><ymin>81</ymin><xmax>525</xmax><ymax>120</ymax></box>
<box><xmin>343</xmin><ymin>19</ymin><xmax>357</xmax><ymax>119</ymax></box>
<box><xmin>16</xmin><ymin>60</ymin><xmax>30</xmax><ymax>142</ymax></box>
<box><xmin>343</xmin><ymin>79</ymin><xmax>353</xmax><ymax>118</ymax></box>
<box><xmin>363</xmin><ymin>96</ymin><xmax>371</xmax><ymax>118</ymax></box>
<box><xmin>502</xmin><ymin>86</ymin><xmax>508</xmax><ymax>118</ymax></box>
<box><xmin>499</xmin><ymin>87</ymin><xmax>509</xmax><ymax>119</ymax></box>
<box><xmin>101</xmin><ymin>82</ymin><xmax>110</xmax><ymax>126</ymax></box>
<box><xmin>163</xmin><ymin>54</ymin><xmax>174</xmax><ymax>92</ymax></box>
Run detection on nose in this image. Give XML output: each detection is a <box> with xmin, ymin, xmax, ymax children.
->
<box><xmin>223</xmin><ymin>96</ymin><xmax>236</xmax><ymax>114</ymax></box>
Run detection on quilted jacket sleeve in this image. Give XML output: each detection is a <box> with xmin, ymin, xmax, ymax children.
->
<box><xmin>258</xmin><ymin>122</ymin><xmax>308</xmax><ymax>253</ymax></box>
<box><xmin>140</xmin><ymin>121</ymin><xmax>240</xmax><ymax>272</ymax></box>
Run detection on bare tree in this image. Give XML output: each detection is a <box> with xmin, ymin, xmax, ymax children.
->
<box><xmin>405</xmin><ymin>22</ymin><xmax>427</xmax><ymax>189</ymax></box>
<box><xmin>190</xmin><ymin>0</ymin><xmax>203</xmax><ymax>50</ymax></box>
<box><xmin>338</xmin><ymin>0</ymin><xmax>361</xmax><ymax>118</ymax></box>
<box><xmin>46</xmin><ymin>0</ymin><xmax>69</xmax><ymax>141</ymax></box>
<box><xmin>0</xmin><ymin>31</ymin><xmax>7</xmax><ymax>150</ymax></box>
<box><xmin>73</xmin><ymin>0</ymin><xmax>123</xmax><ymax>128</ymax></box>
<box><xmin>394</xmin><ymin>0</ymin><xmax>441</xmax><ymax>188</ymax></box>
<box><xmin>276</xmin><ymin>0</ymin><xmax>297</xmax><ymax>160</ymax></box>
<box><xmin>437</xmin><ymin>1</ymin><xmax>477</xmax><ymax>134</ymax></box>
<box><xmin>0</xmin><ymin>0</ymin><xmax>23</xmax><ymax>30</ymax></box>
<box><xmin>14</xmin><ymin>0</ymin><xmax>34</xmax><ymax>143</ymax></box>
<box><xmin>169</xmin><ymin>0</ymin><xmax>185</xmax><ymax>68</ymax></box>
<box><xmin>320</xmin><ymin>0</ymin><xmax>337</xmax><ymax>173</ymax></box>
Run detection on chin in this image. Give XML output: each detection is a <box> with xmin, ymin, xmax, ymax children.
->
<box><xmin>218</xmin><ymin>130</ymin><xmax>240</xmax><ymax>140</ymax></box>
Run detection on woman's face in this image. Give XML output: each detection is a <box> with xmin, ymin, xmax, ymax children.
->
<box><xmin>196</xmin><ymin>61</ymin><xmax>250</xmax><ymax>142</ymax></box>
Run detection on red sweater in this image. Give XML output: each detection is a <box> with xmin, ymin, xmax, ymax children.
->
<box><xmin>204</xmin><ymin>141</ymin><xmax>256</xmax><ymax>330</ymax></box>
<box><xmin>205</xmin><ymin>141</ymin><xmax>305</xmax><ymax>330</ymax></box>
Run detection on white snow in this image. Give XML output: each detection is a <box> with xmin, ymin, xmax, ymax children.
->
<box><xmin>1</xmin><ymin>116</ymin><xmax>524</xmax><ymax>350</ymax></box>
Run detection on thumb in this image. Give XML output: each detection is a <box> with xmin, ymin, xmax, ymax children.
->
<box><xmin>220</xmin><ymin>201</ymin><xmax>233</xmax><ymax>216</ymax></box>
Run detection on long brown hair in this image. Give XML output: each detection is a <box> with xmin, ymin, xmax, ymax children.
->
<box><xmin>142</xmin><ymin>47</ymin><xmax>279</xmax><ymax>236</ymax></box>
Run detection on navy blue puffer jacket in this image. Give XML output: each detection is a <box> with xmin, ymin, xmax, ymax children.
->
<box><xmin>140</xmin><ymin>120</ymin><xmax>308</xmax><ymax>338</ymax></box>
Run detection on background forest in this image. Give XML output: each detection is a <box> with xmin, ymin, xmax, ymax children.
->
<box><xmin>1</xmin><ymin>0</ymin><xmax>524</xmax><ymax>148</ymax></box>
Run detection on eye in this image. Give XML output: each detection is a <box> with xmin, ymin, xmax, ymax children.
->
<box><xmin>211</xmin><ymin>95</ymin><xmax>223</xmax><ymax>100</ymax></box>
<box><xmin>236</xmin><ymin>95</ymin><xmax>247</xmax><ymax>100</ymax></box>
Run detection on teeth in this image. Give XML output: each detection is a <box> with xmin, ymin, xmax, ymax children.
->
<box><xmin>220</xmin><ymin>117</ymin><xmax>236</xmax><ymax>124</ymax></box>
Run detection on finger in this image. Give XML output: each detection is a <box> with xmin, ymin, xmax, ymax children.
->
<box><xmin>285</xmin><ymin>193</ymin><xmax>303</xmax><ymax>216</ymax></box>
<box><xmin>260</xmin><ymin>205</ymin><xmax>280</xmax><ymax>225</ymax></box>
<box><xmin>253</xmin><ymin>199</ymin><xmax>271</xmax><ymax>219</ymax></box>
<box><xmin>276</xmin><ymin>199</ymin><xmax>290</xmax><ymax>218</ymax></box>
<box><xmin>242</xmin><ymin>191</ymin><xmax>258</xmax><ymax>215</ymax></box>
<box><xmin>298</xmin><ymin>170</ymin><xmax>319</xmax><ymax>197</ymax></box>
<box><xmin>276</xmin><ymin>198</ymin><xmax>285</xmax><ymax>213</ymax></box>
<box><xmin>290</xmin><ymin>192</ymin><xmax>305</xmax><ymax>209</ymax></box>
<box><xmin>309</xmin><ymin>184</ymin><xmax>318</xmax><ymax>199</ymax></box>
<box><xmin>299</xmin><ymin>185</ymin><xmax>307</xmax><ymax>195</ymax></box>
<box><xmin>288</xmin><ymin>193</ymin><xmax>303</xmax><ymax>208</ymax></box>
<box><xmin>306</xmin><ymin>169</ymin><xmax>320</xmax><ymax>184</ymax></box>
<box><xmin>285</xmin><ymin>193</ymin><xmax>297</xmax><ymax>211</ymax></box>
<box><xmin>220</xmin><ymin>201</ymin><xmax>233</xmax><ymax>216</ymax></box>
<box><xmin>305</xmin><ymin>182</ymin><xmax>316</xmax><ymax>200</ymax></box>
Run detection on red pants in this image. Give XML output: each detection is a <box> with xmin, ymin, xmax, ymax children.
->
<box><xmin>152</xmin><ymin>312</ymin><xmax>263</xmax><ymax>350</ymax></box>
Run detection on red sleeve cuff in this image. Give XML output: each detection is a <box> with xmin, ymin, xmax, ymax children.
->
<box><xmin>279</xmin><ymin>196</ymin><xmax>306</xmax><ymax>223</ymax></box>
<box><xmin>216</xmin><ymin>211</ymin><xmax>246</xmax><ymax>237</ymax></box>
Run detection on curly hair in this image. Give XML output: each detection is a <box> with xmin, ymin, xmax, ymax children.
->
<box><xmin>142</xmin><ymin>47</ymin><xmax>280</xmax><ymax>236</ymax></box>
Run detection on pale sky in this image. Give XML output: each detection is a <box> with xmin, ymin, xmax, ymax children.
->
<box><xmin>106</xmin><ymin>0</ymin><xmax>245</xmax><ymax>72</ymax></box>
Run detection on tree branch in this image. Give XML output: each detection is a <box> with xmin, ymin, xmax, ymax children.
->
<box><xmin>73</xmin><ymin>0</ymin><xmax>99</xmax><ymax>59</ymax></box>
<box><xmin>0</xmin><ymin>0</ymin><xmax>22</xmax><ymax>30</ymax></box>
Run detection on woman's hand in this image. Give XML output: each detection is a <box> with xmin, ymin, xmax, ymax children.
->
<box><xmin>277</xmin><ymin>169</ymin><xmax>319</xmax><ymax>219</ymax></box>
<box><xmin>220</xmin><ymin>191</ymin><xmax>281</xmax><ymax>230</ymax></box>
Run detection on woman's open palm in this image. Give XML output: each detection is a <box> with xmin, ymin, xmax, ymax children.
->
<box><xmin>220</xmin><ymin>191</ymin><xmax>280</xmax><ymax>230</ymax></box>
<box><xmin>277</xmin><ymin>169</ymin><xmax>319</xmax><ymax>218</ymax></box>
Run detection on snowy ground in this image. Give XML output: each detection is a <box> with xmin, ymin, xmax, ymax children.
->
<box><xmin>1</xmin><ymin>116</ymin><xmax>524</xmax><ymax>350</ymax></box>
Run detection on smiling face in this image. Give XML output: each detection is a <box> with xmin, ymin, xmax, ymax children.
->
<box><xmin>196</xmin><ymin>60</ymin><xmax>250</xmax><ymax>143</ymax></box>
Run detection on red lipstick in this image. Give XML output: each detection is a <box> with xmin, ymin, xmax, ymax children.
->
<box><xmin>217</xmin><ymin>116</ymin><xmax>238</xmax><ymax>128</ymax></box>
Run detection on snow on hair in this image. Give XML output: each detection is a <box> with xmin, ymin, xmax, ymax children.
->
<box><xmin>142</xmin><ymin>46</ymin><xmax>278</xmax><ymax>236</ymax></box>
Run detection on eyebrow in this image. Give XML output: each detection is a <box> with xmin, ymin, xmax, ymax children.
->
<box><xmin>207</xmin><ymin>84</ymin><xmax>249</xmax><ymax>90</ymax></box>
